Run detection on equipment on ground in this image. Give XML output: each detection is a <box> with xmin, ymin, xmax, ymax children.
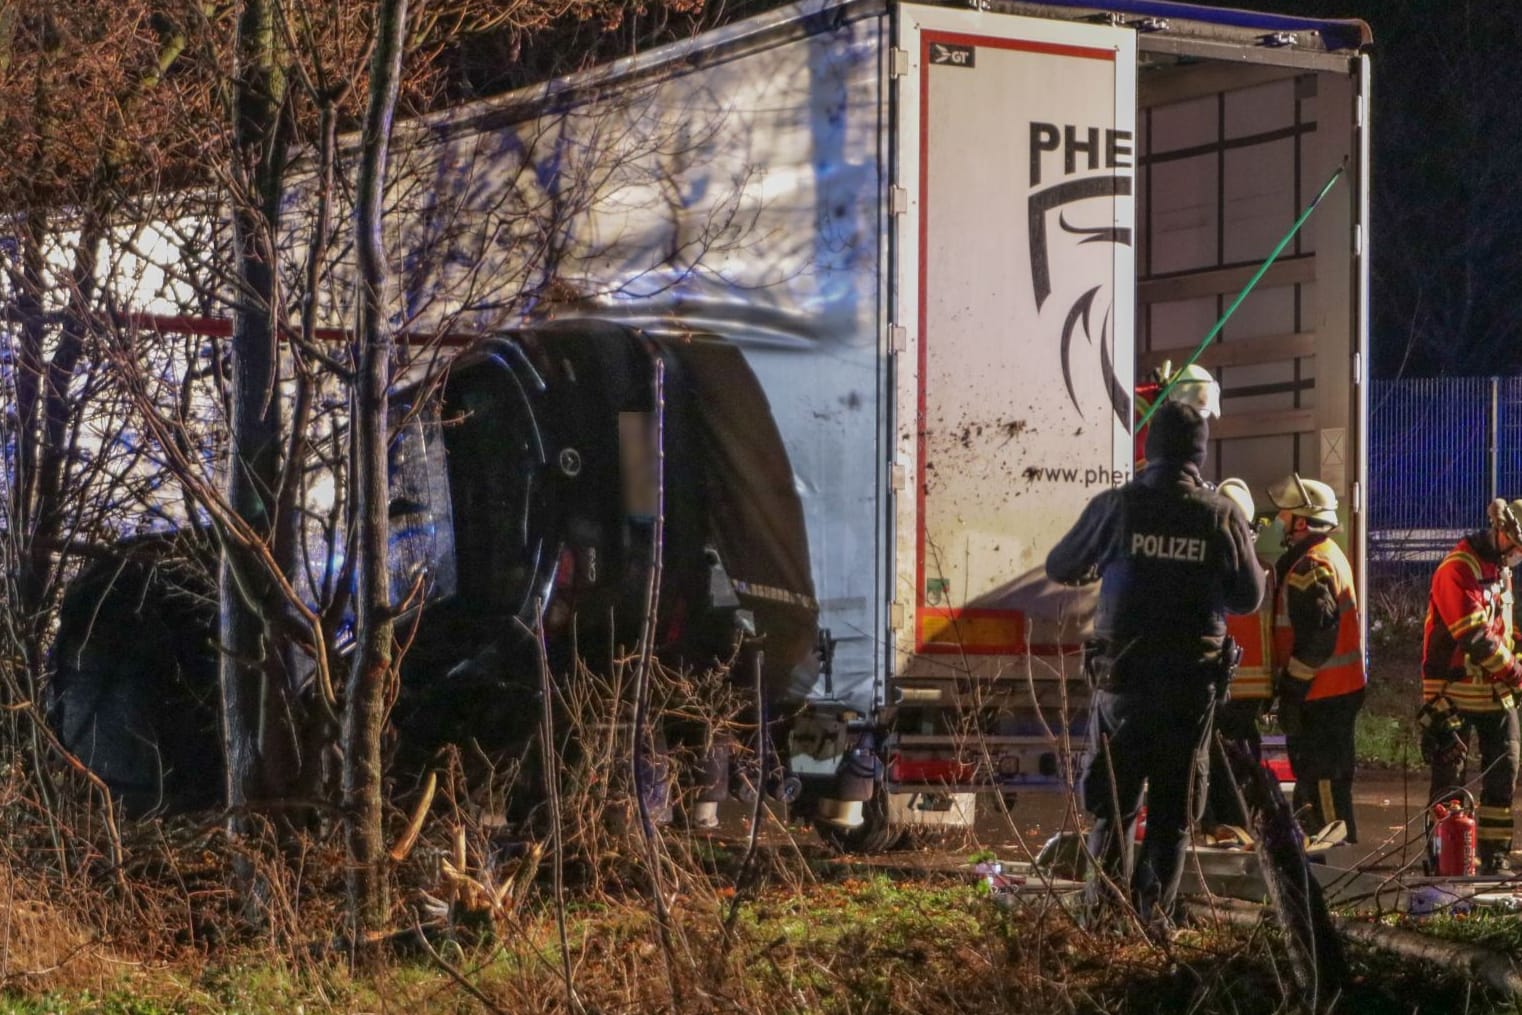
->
<box><xmin>1426</xmin><ymin>787</ymin><xmax>1479</xmax><ymax>877</ymax></box>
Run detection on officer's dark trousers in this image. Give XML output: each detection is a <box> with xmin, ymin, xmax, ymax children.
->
<box><xmin>1082</xmin><ymin>677</ymin><xmax>1214</xmax><ymax>923</ymax></box>
<box><xmin>1429</xmin><ymin>704</ymin><xmax>1519</xmax><ymax>866</ymax></box>
<box><xmin>1286</xmin><ymin>688</ymin><xmax>1363</xmax><ymax>844</ymax></box>
<box><xmin>1201</xmin><ymin>697</ymin><xmax>1264</xmax><ymax>831</ymax></box>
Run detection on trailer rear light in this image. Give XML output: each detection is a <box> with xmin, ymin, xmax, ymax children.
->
<box><xmin>1265</xmin><ymin>756</ymin><xmax>1295</xmax><ymax>783</ymax></box>
<box><xmin>888</xmin><ymin>755</ymin><xmax>976</xmax><ymax>784</ymax></box>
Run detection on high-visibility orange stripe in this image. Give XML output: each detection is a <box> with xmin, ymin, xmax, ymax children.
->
<box><xmin>1272</xmin><ymin>540</ymin><xmax>1365</xmax><ymax>701</ymax></box>
<box><xmin>917</xmin><ymin>608</ymin><xmax>1028</xmax><ymax>654</ymax></box>
<box><xmin>1231</xmin><ymin>668</ymin><xmax>1273</xmax><ymax>700</ymax></box>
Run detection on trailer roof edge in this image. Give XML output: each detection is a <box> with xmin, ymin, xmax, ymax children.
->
<box><xmin>992</xmin><ymin>0</ymin><xmax>1370</xmax><ymax>52</ymax></box>
<box><xmin>409</xmin><ymin>0</ymin><xmax>885</xmax><ymax>144</ymax></box>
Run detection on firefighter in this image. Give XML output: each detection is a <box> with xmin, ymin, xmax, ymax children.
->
<box><xmin>1047</xmin><ymin>401</ymin><xmax>1264</xmax><ymax>930</ymax></box>
<box><xmin>1200</xmin><ymin>478</ymin><xmax>1274</xmax><ymax>839</ymax></box>
<box><xmin>1133</xmin><ymin>361</ymin><xmax>1221</xmax><ymax>470</ymax></box>
<box><xmin>1266</xmin><ymin>474</ymin><xmax>1367</xmax><ymax>843</ymax></box>
<box><xmin>1420</xmin><ymin>498</ymin><xmax>1522</xmax><ymax>874</ymax></box>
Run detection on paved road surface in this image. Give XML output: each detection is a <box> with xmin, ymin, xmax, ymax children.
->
<box><xmin>970</xmin><ymin>771</ymin><xmax>1486</xmax><ymax>873</ymax></box>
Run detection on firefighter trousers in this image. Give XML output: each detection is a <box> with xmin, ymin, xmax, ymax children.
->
<box><xmin>1285</xmin><ymin>688</ymin><xmax>1364</xmax><ymax>844</ymax></box>
<box><xmin>1081</xmin><ymin>678</ymin><xmax>1214</xmax><ymax>924</ymax></box>
<box><xmin>1429</xmin><ymin>704</ymin><xmax>1519</xmax><ymax>865</ymax></box>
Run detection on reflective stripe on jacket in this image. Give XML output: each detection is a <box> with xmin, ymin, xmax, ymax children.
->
<box><xmin>1422</xmin><ymin>534</ymin><xmax>1516</xmax><ymax>714</ymax></box>
<box><xmin>1272</xmin><ymin>536</ymin><xmax>1365</xmax><ymax>701</ymax></box>
<box><xmin>1225</xmin><ymin>602</ymin><xmax>1275</xmax><ymax>701</ymax></box>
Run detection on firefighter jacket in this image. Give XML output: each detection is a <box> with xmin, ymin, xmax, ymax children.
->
<box><xmin>1272</xmin><ymin>533</ymin><xmax>1365</xmax><ymax>702</ymax></box>
<box><xmin>1228</xmin><ymin>570</ymin><xmax>1277</xmax><ymax>702</ymax></box>
<box><xmin>1422</xmin><ymin>531</ymin><xmax>1518</xmax><ymax>714</ymax></box>
<box><xmin>1046</xmin><ymin>460</ymin><xmax>1265</xmax><ymax>664</ymax></box>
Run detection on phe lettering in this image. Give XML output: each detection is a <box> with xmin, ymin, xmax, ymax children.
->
<box><xmin>1029</xmin><ymin>122</ymin><xmax>1133</xmax><ymax>187</ymax></box>
<box><xmin>1130</xmin><ymin>532</ymin><xmax>1206</xmax><ymax>563</ymax></box>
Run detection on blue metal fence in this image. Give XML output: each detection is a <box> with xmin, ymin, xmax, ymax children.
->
<box><xmin>1370</xmin><ymin>376</ymin><xmax>1522</xmax><ymax>536</ymax></box>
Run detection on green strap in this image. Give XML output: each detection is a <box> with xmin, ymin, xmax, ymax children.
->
<box><xmin>1138</xmin><ymin>163</ymin><xmax>1347</xmax><ymax>428</ymax></box>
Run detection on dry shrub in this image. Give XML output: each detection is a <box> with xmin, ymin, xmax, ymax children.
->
<box><xmin>0</xmin><ymin>651</ymin><xmax>1491</xmax><ymax>1014</ymax></box>
<box><xmin>0</xmin><ymin>863</ymin><xmax>116</xmax><ymax>990</ymax></box>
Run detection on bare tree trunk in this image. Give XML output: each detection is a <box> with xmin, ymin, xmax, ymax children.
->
<box><xmin>223</xmin><ymin>0</ymin><xmax>300</xmax><ymax>833</ymax></box>
<box><xmin>7</xmin><ymin>216</ymin><xmax>52</xmax><ymax>697</ymax></box>
<box><xmin>345</xmin><ymin>0</ymin><xmax>409</xmax><ymax>947</ymax></box>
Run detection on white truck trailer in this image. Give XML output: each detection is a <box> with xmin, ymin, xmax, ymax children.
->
<box><xmin>49</xmin><ymin>0</ymin><xmax>1372</xmax><ymax>847</ymax></box>
<box><xmin>405</xmin><ymin>0</ymin><xmax>1370</xmax><ymax>845</ymax></box>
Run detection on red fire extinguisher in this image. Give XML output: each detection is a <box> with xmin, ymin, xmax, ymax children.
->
<box><xmin>1427</xmin><ymin>787</ymin><xmax>1478</xmax><ymax>877</ymax></box>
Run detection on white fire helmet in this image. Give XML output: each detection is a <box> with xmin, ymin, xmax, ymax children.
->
<box><xmin>1217</xmin><ymin>477</ymin><xmax>1255</xmax><ymax>521</ymax></box>
<box><xmin>1487</xmin><ymin>498</ymin><xmax>1522</xmax><ymax>545</ymax></box>
<box><xmin>1164</xmin><ymin>363</ymin><xmax>1221</xmax><ymax>420</ymax></box>
<box><xmin>1267</xmin><ymin>473</ymin><xmax>1339</xmax><ymax>529</ymax></box>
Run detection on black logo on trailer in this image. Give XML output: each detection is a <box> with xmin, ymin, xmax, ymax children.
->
<box><xmin>1029</xmin><ymin>175</ymin><xmax>1133</xmax><ymax>427</ymax></box>
<box><xmin>929</xmin><ymin>43</ymin><xmax>975</xmax><ymax>68</ymax></box>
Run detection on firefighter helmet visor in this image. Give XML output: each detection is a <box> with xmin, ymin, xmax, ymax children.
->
<box><xmin>1267</xmin><ymin>473</ymin><xmax>1339</xmax><ymax>529</ymax></box>
<box><xmin>1165</xmin><ymin>363</ymin><xmax>1221</xmax><ymax>420</ymax></box>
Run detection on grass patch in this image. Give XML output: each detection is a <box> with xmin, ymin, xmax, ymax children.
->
<box><xmin>1404</xmin><ymin>907</ymin><xmax>1522</xmax><ymax>954</ymax></box>
<box><xmin>0</xmin><ymin>865</ymin><xmax>1502</xmax><ymax>1015</ymax></box>
<box><xmin>1355</xmin><ymin>709</ymin><xmax>1419</xmax><ymax>768</ymax></box>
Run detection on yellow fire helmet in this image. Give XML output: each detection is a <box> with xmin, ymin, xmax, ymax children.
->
<box><xmin>1217</xmin><ymin>477</ymin><xmax>1255</xmax><ymax>521</ymax></box>
<box><xmin>1267</xmin><ymin>473</ymin><xmax>1338</xmax><ymax>529</ymax></box>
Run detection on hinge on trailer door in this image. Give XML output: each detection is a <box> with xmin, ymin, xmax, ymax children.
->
<box><xmin>1356</xmin><ymin>94</ymin><xmax>1365</xmax><ymax>128</ymax></box>
<box><xmin>890</xmin><ymin>324</ymin><xmax>907</xmax><ymax>354</ymax></box>
<box><xmin>1354</xmin><ymin>223</ymin><xmax>1363</xmax><ymax>257</ymax></box>
<box><xmin>1353</xmin><ymin>351</ymin><xmax>1362</xmax><ymax>387</ymax></box>
<box><xmin>889</xmin><ymin>186</ymin><xmax>910</xmax><ymax>216</ymax></box>
<box><xmin>890</xmin><ymin>48</ymin><xmax>909</xmax><ymax>79</ymax></box>
<box><xmin>890</xmin><ymin>602</ymin><xmax>905</xmax><ymax>629</ymax></box>
<box><xmin>1352</xmin><ymin>480</ymin><xmax>1363</xmax><ymax>517</ymax></box>
<box><xmin>891</xmin><ymin>463</ymin><xmax>908</xmax><ymax>491</ymax></box>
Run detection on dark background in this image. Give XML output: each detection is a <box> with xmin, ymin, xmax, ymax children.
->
<box><xmin>1252</xmin><ymin>1</ymin><xmax>1518</xmax><ymax>379</ymax></box>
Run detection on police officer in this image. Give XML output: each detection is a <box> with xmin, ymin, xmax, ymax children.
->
<box><xmin>1267</xmin><ymin>474</ymin><xmax>1366</xmax><ymax>844</ymax></box>
<box><xmin>1421</xmin><ymin>498</ymin><xmax>1522</xmax><ymax>874</ymax></box>
<box><xmin>1047</xmin><ymin>401</ymin><xmax>1264</xmax><ymax>929</ymax></box>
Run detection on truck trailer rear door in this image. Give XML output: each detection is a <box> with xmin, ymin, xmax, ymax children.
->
<box><xmin>892</xmin><ymin>5</ymin><xmax>1136</xmax><ymax>677</ymax></box>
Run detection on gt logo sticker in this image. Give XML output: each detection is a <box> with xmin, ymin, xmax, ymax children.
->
<box><xmin>929</xmin><ymin>42</ymin><xmax>975</xmax><ymax>68</ymax></box>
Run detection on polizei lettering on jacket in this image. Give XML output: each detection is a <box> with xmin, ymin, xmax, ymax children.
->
<box><xmin>1130</xmin><ymin>532</ymin><xmax>1207</xmax><ymax>563</ymax></box>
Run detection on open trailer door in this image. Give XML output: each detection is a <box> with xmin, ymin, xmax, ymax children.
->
<box><xmin>892</xmin><ymin>4</ymin><xmax>1136</xmax><ymax>677</ymax></box>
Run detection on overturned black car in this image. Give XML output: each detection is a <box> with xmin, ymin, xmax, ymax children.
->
<box><xmin>47</xmin><ymin>320</ymin><xmax>821</xmax><ymax>819</ymax></box>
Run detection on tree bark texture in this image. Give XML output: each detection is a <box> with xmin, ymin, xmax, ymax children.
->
<box><xmin>222</xmin><ymin>0</ymin><xmax>300</xmax><ymax>827</ymax></box>
<box><xmin>345</xmin><ymin>0</ymin><xmax>409</xmax><ymax>944</ymax></box>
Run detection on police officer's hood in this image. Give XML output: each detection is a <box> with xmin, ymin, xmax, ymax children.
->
<box><xmin>1144</xmin><ymin>401</ymin><xmax>1208</xmax><ymax>469</ymax></box>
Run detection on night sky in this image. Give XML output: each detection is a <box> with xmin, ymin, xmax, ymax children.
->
<box><xmin>1244</xmin><ymin>1</ymin><xmax>1518</xmax><ymax>379</ymax></box>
